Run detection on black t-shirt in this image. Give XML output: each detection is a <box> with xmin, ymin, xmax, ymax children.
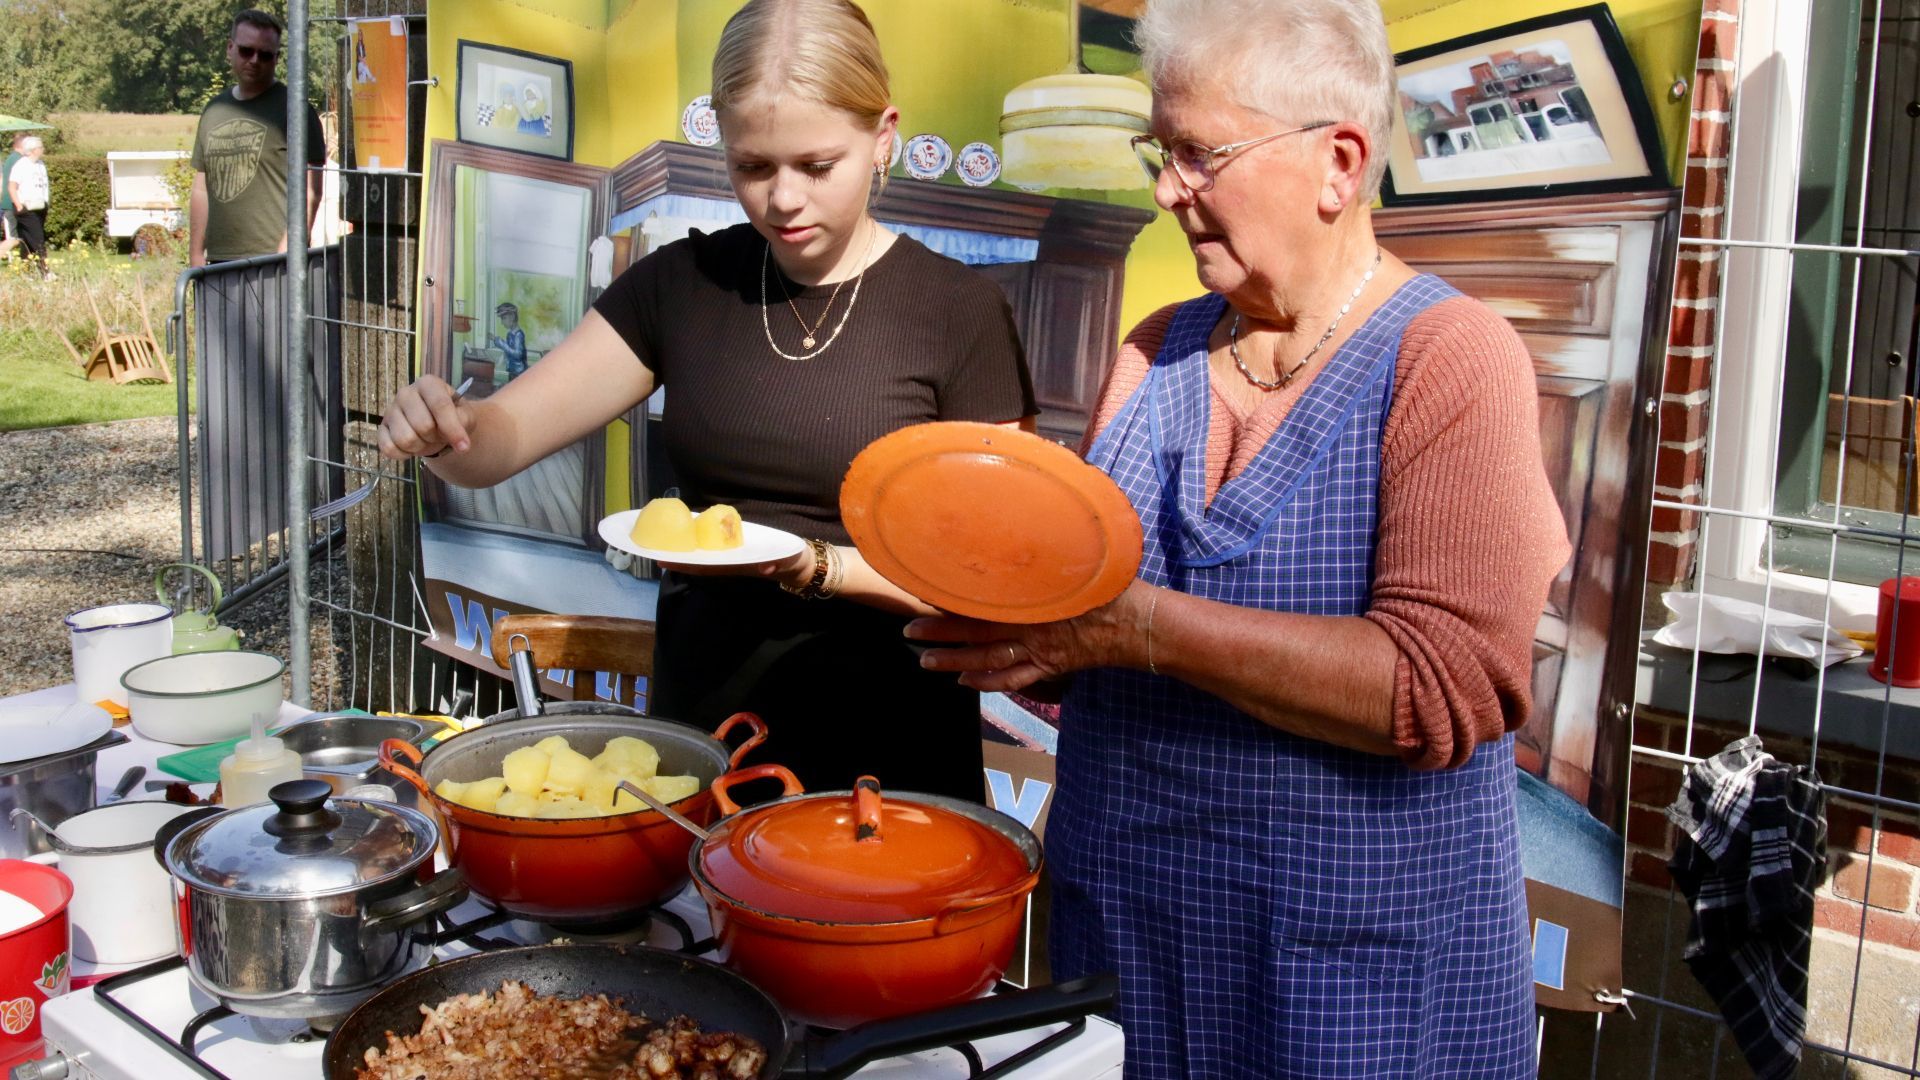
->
<box><xmin>593</xmin><ymin>223</ymin><xmax>1036</xmax><ymax>543</ymax></box>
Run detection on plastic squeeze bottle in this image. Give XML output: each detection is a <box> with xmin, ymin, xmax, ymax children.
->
<box><xmin>219</xmin><ymin>715</ymin><xmax>304</xmax><ymax>806</ymax></box>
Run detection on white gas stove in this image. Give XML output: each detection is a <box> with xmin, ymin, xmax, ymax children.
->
<box><xmin>19</xmin><ymin>888</ymin><xmax>1123</xmax><ymax>1080</ymax></box>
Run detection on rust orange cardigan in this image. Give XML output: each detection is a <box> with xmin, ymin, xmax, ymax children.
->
<box><xmin>1085</xmin><ymin>296</ymin><xmax>1572</xmax><ymax>770</ymax></box>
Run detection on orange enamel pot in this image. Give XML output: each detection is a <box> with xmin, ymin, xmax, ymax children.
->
<box><xmin>689</xmin><ymin>766</ymin><xmax>1043</xmax><ymax>1029</ymax></box>
<box><xmin>380</xmin><ymin>707</ymin><xmax>766</xmax><ymax>925</ymax></box>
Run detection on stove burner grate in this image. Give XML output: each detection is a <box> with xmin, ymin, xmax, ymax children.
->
<box><xmin>87</xmin><ymin>952</ymin><xmax>1090</xmax><ymax>1080</ymax></box>
<box><xmin>94</xmin><ymin>957</ymin><xmax>238</xmax><ymax>1080</ymax></box>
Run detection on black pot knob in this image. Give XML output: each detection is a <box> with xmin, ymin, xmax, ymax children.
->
<box><xmin>263</xmin><ymin>779</ymin><xmax>342</xmax><ymax>838</ymax></box>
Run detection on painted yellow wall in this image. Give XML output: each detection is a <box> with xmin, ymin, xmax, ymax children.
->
<box><xmin>424</xmin><ymin>4</ymin><xmax>615</xmax><ymax>167</ymax></box>
<box><xmin>425</xmin><ymin>0</ymin><xmax>1702</xmax><ymax>375</ymax></box>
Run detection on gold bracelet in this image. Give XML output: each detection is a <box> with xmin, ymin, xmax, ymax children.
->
<box><xmin>781</xmin><ymin>539</ymin><xmax>835</xmax><ymax>599</ymax></box>
<box><xmin>1145</xmin><ymin>588</ymin><xmax>1160</xmax><ymax>675</ymax></box>
<box><xmin>819</xmin><ymin>542</ymin><xmax>846</xmax><ymax>599</ymax></box>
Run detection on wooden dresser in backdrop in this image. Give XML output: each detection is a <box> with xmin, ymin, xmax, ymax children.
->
<box><xmin>1378</xmin><ymin>191</ymin><xmax>1680</xmax><ymax>831</ymax></box>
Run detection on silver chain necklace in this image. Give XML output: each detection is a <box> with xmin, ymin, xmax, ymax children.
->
<box><xmin>1229</xmin><ymin>247</ymin><xmax>1381</xmax><ymax>390</ymax></box>
<box><xmin>759</xmin><ymin>221</ymin><xmax>878</xmax><ymax>361</ymax></box>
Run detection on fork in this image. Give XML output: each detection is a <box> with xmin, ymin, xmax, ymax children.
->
<box><xmin>310</xmin><ymin>377</ymin><xmax>473</xmax><ymax>521</ymax></box>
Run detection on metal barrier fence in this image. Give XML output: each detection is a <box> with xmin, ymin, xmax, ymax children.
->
<box><xmin>167</xmin><ymin>248</ymin><xmax>343</xmax><ymax>613</ymax></box>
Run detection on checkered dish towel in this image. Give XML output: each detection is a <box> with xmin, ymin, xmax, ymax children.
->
<box><xmin>1665</xmin><ymin>734</ymin><xmax>1827</xmax><ymax>1080</ymax></box>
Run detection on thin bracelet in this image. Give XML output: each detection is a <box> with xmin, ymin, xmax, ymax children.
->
<box><xmin>1145</xmin><ymin>588</ymin><xmax>1160</xmax><ymax>676</ymax></box>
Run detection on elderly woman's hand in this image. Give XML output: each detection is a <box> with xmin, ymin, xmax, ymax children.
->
<box><xmin>905</xmin><ymin>581</ymin><xmax>1154</xmax><ymax>693</ymax></box>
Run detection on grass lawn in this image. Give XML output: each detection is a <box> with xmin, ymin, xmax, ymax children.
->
<box><xmin>46</xmin><ymin>112</ymin><xmax>199</xmax><ymax>154</ymax></box>
<box><xmin>0</xmin><ymin>247</ymin><xmax>192</xmax><ymax>431</ymax></box>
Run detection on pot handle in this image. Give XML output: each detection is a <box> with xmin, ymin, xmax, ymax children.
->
<box><xmin>801</xmin><ymin>973</ymin><xmax>1119</xmax><ymax>1079</ymax></box>
<box><xmin>378</xmin><ymin>739</ymin><xmax>433</xmax><ymax>800</ymax></box>
<box><xmin>712</xmin><ymin>711</ymin><xmax>768</xmax><ymax>767</ymax></box>
<box><xmin>155</xmin><ymin>562</ymin><xmax>222</xmax><ymax>615</ymax></box>
<box><xmin>363</xmin><ymin>868</ymin><xmax>469</xmax><ymax>934</ymax></box>
<box><xmin>710</xmin><ymin>764</ymin><xmax>805</xmax><ymax>817</ymax></box>
<box><xmin>931</xmin><ymin>869</ymin><xmax>1043</xmax><ymax>936</ymax></box>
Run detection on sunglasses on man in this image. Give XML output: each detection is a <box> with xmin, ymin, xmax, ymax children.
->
<box><xmin>233</xmin><ymin>44</ymin><xmax>278</xmax><ymax>63</ymax></box>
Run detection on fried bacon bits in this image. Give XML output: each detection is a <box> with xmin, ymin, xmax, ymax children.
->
<box><xmin>355</xmin><ymin>980</ymin><xmax>768</xmax><ymax>1080</ymax></box>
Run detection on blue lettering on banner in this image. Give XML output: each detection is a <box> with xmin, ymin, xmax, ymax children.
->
<box><xmin>1532</xmin><ymin>918</ymin><xmax>1569</xmax><ymax>990</ymax></box>
<box><xmin>984</xmin><ymin>769</ymin><xmax>1051</xmax><ymax>829</ymax></box>
<box><xmin>444</xmin><ymin>593</ymin><xmax>510</xmax><ymax>658</ymax></box>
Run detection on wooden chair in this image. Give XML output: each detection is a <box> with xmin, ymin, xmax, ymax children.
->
<box><xmin>490</xmin><ymin>613</ymin><xmax>656</xmax><ymax>680</ymax></box>
<box><xmin>60</xmin><ymin>278</ymin><xmax>172</xmax><ymax>385</ymax></box>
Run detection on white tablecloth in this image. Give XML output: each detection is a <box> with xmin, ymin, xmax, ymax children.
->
<box><xmin>1</xmin><ymin>682</ymin><xmax>313</xmax><ymax>798</ymax></box>
<box><xmin>1</xmin><ymin>683</ymin><xmax>314</xmax><ymax>980</ymax></box>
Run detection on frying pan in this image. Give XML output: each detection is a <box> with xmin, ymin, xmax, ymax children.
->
<box><xmin>322</xmin><ymin>943</ymin><xmax>1115</xmax><ymax>1080</ymax></box>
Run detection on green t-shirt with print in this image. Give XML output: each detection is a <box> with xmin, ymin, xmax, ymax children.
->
<box><xmin>190</xmin><ymin>83</ymin><xmax>326</xmax><ymax>262</ymax></box>
<box><xmin>0</xmin><ymin>152</ymin><xmax>18</xmax><ymax>214</ymax></box>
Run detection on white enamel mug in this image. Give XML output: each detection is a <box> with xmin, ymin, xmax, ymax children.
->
<box><xmin>65</xmin><ymin>603</ymin><xmax>174</xmax><ymax>708</ymax></box>
<box><xmin>15</xmin><ymin>800</ymin><xmax>199</xmax><ymax>964</ymax></box>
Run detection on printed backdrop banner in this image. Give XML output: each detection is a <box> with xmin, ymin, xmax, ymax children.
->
<box><xmin>411</xmin><ymin>0</ymin><xmax>1673</xmax><ymax>1014</ymax></box>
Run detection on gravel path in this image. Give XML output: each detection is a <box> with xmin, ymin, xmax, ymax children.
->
<box><xmin>0</xmin><ymin>417</ymin><xmax>342</xmax><ymax>701</ymax></box>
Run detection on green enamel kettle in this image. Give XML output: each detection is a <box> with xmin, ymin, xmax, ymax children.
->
<box><xmin>155</xmin><ymin>563</ymin><xmax>242</xmax><ymax>654</ymax></box>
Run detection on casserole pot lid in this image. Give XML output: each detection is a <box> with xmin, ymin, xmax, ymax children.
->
<box><xmin>166</xmin><ymin>779</ymin><xmax>437</xmax><ymax>898</ymax></box>
<box><xmin>699</xmin><ymin>777</ymin><xmax>1034</xmax><ymax>921</ymax></box>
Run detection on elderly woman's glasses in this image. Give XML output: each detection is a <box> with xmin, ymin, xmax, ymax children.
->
<box><xmin>1131</xmin><ymin>121</ymin><xmax>1336</xmax><ymax>193</ymax></box>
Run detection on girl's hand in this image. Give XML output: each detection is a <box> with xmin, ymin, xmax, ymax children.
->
<box><xmin>377</xmin><ymin>375</ymin><xmax>475</xmax><ymax>460</ymax></box>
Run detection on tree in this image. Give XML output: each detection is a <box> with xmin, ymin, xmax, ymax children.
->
<box><xmin>0</xmin><ymin>0</ymin><xmax>109</xmax><ymax>118</ymax></box>
<box><xmin>0</xmin><ymin>0</ymin><xmax>339</xmax><ymax>118</ymax></box>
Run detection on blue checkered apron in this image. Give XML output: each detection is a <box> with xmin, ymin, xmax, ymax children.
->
<box><xmin>1054</xmin><ymin>277</ymin><xmax>1536</xmax><ymax>1079</ymax></box>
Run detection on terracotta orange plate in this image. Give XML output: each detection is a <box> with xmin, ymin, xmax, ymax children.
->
<box><xmin>840</xmin><ymin>422</ymin><xmax>1143</xmax><ymax>623</ymax></box>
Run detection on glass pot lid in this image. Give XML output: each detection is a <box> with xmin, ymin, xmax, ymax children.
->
<box><xmin>698</xmin><ymin>775</ymin><xmax>1038</xmax><ymax>922</ymax></box>
<box><xmin>166</xmin><ymin>779</ymin><xmax>437</xmax><ymax>898</ymax></box>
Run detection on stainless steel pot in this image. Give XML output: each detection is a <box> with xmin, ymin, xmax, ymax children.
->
<box><xmin>274</xmin><ymin>713</ymin><xmax>429</xmax><ymax>807</ymax></box>
<box><xmin>0</xmin><ymin>730</ymin><xmax>128</xmax><ymax>859</ymax></box>
<box><xmin>159</xmin><ymin>779</ymin><xmax>467</xmax><ymax>1021</ymax></box>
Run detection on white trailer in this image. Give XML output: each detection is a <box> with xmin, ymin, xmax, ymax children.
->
<box><xmin>104</xmin><ymin>150</ymin><xmax>187</xmax><ymax>238</ymax></box>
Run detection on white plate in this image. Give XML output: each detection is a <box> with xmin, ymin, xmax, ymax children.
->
<box><xmin>0</xmin><ymin>700</ymin><xmax>112</xmax><ymax>765</ymax></box>
<box><xmin>598</xmin><ymin>511</ymin><xmax>807</xmax><ymax>567</ymax></box>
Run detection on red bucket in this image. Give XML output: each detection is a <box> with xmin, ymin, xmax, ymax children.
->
<box><xmin>1871</xmin><ymin>577</ymin><xmax>1920</xmax><ymax>688</ymax></box>
<box><xmin>0</xmin><ymin>861</ymin><xmax>72</xmax><ymax>1069</ymax></box>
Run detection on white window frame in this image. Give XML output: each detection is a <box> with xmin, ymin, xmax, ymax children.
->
<box><xmin>1692</xmin><ymin>0</ymin><xmax>1885</xmax><ymax>626</ymax></box>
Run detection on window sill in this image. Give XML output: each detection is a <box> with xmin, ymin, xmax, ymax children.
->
<box><xmin>1637</xmin><ymin>640</ymin><xmax>1920</xmax><ymax>763</ymax></box>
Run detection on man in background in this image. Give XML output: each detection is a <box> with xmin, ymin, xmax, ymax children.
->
<box><xmin>0</xmin><ymin>133</ymin><xmax>24</xmax><ymax>262</ymax></box>
<box><xmin>8</xmin><ymin>136</ymin><xmax>51</xmax><ymax>278</ymax></box>
<box><xmin>189</xmin><ymin>8</ymin><xmax>325</xmax><ymax>267</ymax></box>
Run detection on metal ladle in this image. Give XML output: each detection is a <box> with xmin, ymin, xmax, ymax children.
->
<box><xmin>616</xmin><ymin>779</ymin><xmax>709</xmax><ymax>841</ymax></box>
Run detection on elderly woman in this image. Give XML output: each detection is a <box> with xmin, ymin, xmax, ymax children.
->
<box><xmin>912</xmin><ymin>0</ymin><xmax>1570</xmax><ymax>1075</ymax></box>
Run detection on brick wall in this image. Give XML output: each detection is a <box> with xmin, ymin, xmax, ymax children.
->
<box><xmin>1649</xmin><ymin>0</ymin><xmax>1740</xmax><ymax>590</ymax></box>
<box><xmin>1629</xmin><ymin>711</ymin><xmax>1920</xmax><ymax>952</ymax></box>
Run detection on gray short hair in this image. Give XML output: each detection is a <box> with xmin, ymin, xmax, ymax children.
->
<box><xmin>19</xmin><ymin>136</ymin><xmax>43</xmax><ymax>152</ymax></box>
<box><xmin>1135</xmin><ymin>0</ymin><xmax>1396</xmax><ymax>200</ymax></box>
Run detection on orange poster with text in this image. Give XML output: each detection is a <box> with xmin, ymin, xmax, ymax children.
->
<box><xmin>349</xmin><ymin>17</ymin><xmax>409</xmax><ymax>172</ymax></box>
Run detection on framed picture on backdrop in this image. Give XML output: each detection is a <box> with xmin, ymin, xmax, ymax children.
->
<box><xmin>455</xmin><ymin>40</ymin><xmax>574</xmax><ymax>161</ymax></box>
<box><xmin>1381</xmin><ymin>4</ymin><xmax>1666</xmax><ymax>206</ymax></box>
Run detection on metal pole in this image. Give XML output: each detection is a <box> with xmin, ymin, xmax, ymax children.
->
<box><xmin>286</xmin><ymin>0</ymin><xmax>312</xmax><ymax>706</ymax></box>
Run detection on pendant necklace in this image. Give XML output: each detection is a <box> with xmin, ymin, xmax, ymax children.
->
<box><xmin>761</xmin><ymin>221</ymin><xmax>878</xmax><ymax>360</ymax></box>
<box><xmin>1230</xmin><ymin>246</ymin><xmax>1382</xmax><ymax>390</ymax></box>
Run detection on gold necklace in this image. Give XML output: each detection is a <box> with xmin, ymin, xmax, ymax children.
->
<box><xmin>776</xmin><ymin>263</ymin><xmax>851</xmax><ymax>349</ymax></box>
<box><xmin>1229</xmin><ymin>247</ymin><xmax>1381</xmax><ymax>390</ymax></box>
<box><xmin>760</xmin><ymin>221</ymin><xmax>878</xmax><ymax>360</ymax></box>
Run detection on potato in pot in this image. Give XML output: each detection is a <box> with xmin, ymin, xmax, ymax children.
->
<box><xmin>436</xmin><ymin>735</ymin><xmax>701</xmax><ymax>819</ymax></box>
